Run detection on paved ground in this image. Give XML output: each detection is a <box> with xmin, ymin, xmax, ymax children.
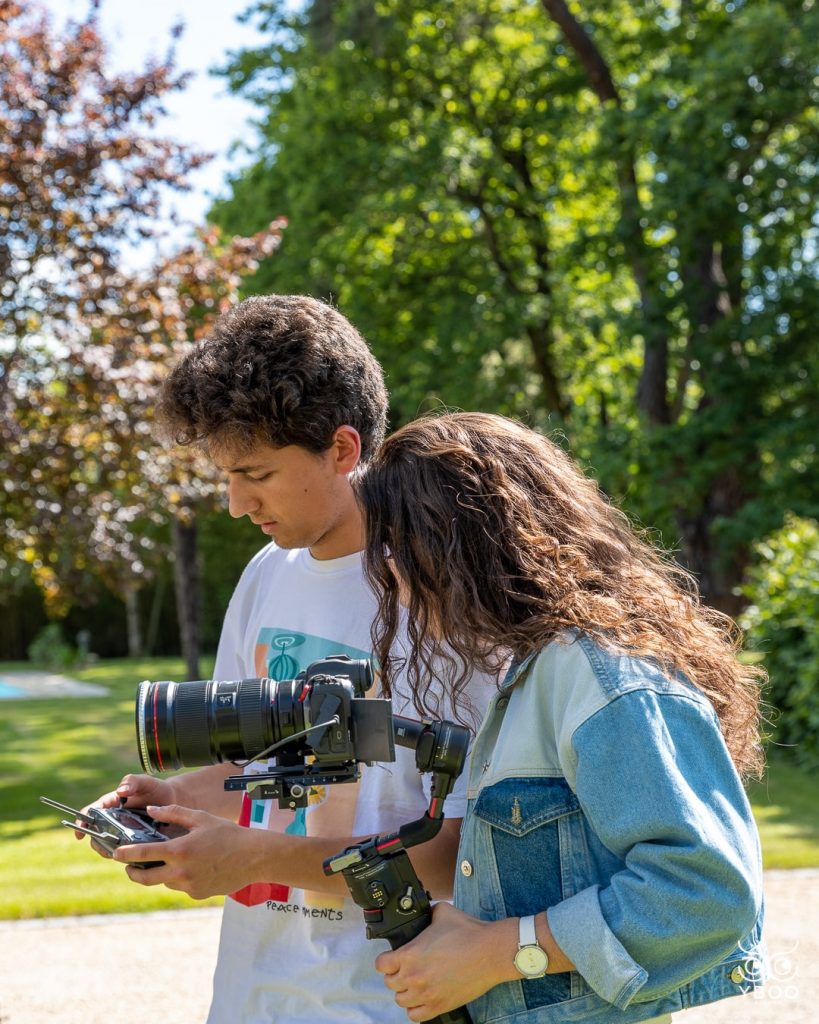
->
<box><xmin>0</xmin><ymin>870</ymin><xmax>816</xmax><ymax>1023</ymax></box>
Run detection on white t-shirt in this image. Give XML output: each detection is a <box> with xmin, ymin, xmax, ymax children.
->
<box><xmin>206</xmin><ymin>544</ymin><xmax>490</xmax><ymax>1024</ymax></box>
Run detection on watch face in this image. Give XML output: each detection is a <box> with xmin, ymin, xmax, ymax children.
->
<box><xmin>515</xmin><ymin>945</ymin><xmax>548</xmax><ymax>976</ymax></box>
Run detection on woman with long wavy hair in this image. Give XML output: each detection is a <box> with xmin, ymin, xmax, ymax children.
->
<box><xmin>357</xmin><ymin>412</ymin><xmax>766</xmax><ymax>1024</ymax></box>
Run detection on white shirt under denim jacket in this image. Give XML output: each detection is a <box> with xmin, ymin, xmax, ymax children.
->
<box><xmin>453</xmin><ymin>630</ymin><xmax>766</xmax><ymax>1024</ymax></box>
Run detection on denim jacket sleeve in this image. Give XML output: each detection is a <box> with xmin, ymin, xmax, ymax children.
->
<box><xmin>546</xmin><ymin>687</ymin><xmax>763</xmax><ymax>1009</ymax></box>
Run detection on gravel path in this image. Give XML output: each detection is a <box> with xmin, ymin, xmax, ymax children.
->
<box><xmin>1</xmin><ymin>870</ymin><xmax>816</xmax><ymax>1023</ymax></box>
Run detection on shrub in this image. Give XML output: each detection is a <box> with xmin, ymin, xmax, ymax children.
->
<box><xmin>741</xmin><ymin>515</ymin><xmax>819</xmax><ymax>770</ymax></box>
<box><xmin>26</xmin><ymin>622</ymin><xmax>77</xmax><ymax>671</ymax></box>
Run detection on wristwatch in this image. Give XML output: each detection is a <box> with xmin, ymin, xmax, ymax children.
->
<box><xmin>513</xmin><ymin>915</ymin><xmax>549</xmax><ymax>979</ymax></box>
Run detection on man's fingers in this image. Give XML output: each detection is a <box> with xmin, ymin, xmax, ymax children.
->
<box><xmin>112</xmin><ymin>803</ymin><xmax>200</xmax><ymax>865</ymax></box>
<box><xmin>123</xmin><ymin>862</ymin><xmax>167</xmax><ymax>886</ymax></box>
<box><xmin>113</xmin><ymin>840</ymin><xmax>168</xmax><ymax>865</ymax></box>
<box><xmin>89</xmin><ymin>837</ymin><xmax>113</xmax><ymax>858</ymax></box>
<box><xmin>143</xmin><ymin>803</ymin><xmax>199</xmax><ymax>829</ymax></box>
<box><xmin>116</xmin><ymin>775</ymin><xmax>155</xmax><ymax>802</ymax></box>
<box><xmin>116</xmin><ymin>774</ymin><xmax>142</xmax><ymax>794</ymax></box>
<box><xmin>380</xmin><ymin>970</ymin><xmax>402</xmax><ymax>992</ymax></box>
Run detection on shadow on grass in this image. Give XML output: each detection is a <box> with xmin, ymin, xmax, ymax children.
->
<box><xmin>0</xmin><ymin>694</ymin><xmax>141</xmax><ymax>839</ymax></box>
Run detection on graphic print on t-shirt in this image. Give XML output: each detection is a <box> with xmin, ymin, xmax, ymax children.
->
<box><xmin>229</xmin><ymin>628</ymin><xmax>372</xmax><ymax>909</ymax></box>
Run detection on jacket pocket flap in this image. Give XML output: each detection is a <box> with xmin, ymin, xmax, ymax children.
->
<box><xmin>473</xmin><ymin>777</ymin><xmax>579</xmax><ymax>836</ymax></box>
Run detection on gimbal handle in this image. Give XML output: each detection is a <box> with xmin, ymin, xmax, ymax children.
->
<box><xmin>324</xmin><ymin>827</ymin><xmax>472</xmax><ymax>1024</ymax></box>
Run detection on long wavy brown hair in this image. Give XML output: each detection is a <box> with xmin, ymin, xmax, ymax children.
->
<box><xmin>357</xmin><ymin>412</ymin><xmax>764</xmax><ymax>779</ymax></box>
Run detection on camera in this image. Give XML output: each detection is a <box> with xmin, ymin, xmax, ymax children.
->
<box><xmin>135</xmin><ymin>655</ymin><xmax>395</xmax><ymax>808</ymax></box>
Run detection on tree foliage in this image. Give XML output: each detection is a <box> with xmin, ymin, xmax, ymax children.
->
<box><xmin>214</xmin><ymin>0</ymin><xmax>819</xmax><ymax>612</ymax></box>
<box><xmin>0</xmin><ymin>0</ymin><xmax>207</xmax><ymax>373</ymax></box>
<box><xmin>741</xmin><ymin>516</ymin><xmax>819</xmax><ymax>770</ymax></box>
<box><xmin>0</xmin><ymin>0</ymin><xmax>201</xmax><ymax>598</ymax></box>
<box><xmin>0</xmin><ymin>1</ymin><xmax>284</xmax><ymax>671</ymax></box>
<box><xmin>5</xmin><ymin>220</ymin><xmax>283</xmax><ymax>666</ymax></box>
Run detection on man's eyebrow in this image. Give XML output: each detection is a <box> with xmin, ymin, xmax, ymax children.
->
<box><xmin>216</xmin><ymin>462</ymin><xmax>269</xmax><ymax>474</ymax></box>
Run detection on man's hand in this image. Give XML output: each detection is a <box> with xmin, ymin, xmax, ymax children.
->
<box><xmin>375</xmin><ymin>902</ymin><xmax>517</xmax><ymax>1021</ymax></box>
<box><xmin>76</xmin><ymin>774</ymin><xmax>180</xmax><ymax>857</ymax></box>
<box><xmin>113</xmin><ymin>804</ymin><xmax>267</xmax><ymax>899</ymax></box>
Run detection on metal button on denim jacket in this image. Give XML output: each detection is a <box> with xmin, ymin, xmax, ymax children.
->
<box><xmin>454</xmin><ymin>632</ymin><xmax>766</xmax><ymax>1024</ymax></box>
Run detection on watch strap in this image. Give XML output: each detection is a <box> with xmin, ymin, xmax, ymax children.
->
<box><xmin>519</xmin><ymin>914</ymin><xmax>538</xmax><ymax>949</ymax></box>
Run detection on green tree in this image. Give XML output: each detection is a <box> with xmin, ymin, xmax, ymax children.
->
<box><xmin>0</xmin><ymin>1</ymin><xmax>284</xmax><ymax>672</ymax></box>
<box><xmin>214</xmin><ymin>0</ymin><xmax>818</xmax><ymax>612</ymax></box>
<box><xmin>741</xmin><ymin>516</ymin><xmax>819</xmax><ymax>769</ymax></box>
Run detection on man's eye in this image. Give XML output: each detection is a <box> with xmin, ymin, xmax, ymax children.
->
<box><xmin>248</xmin><ymin>473</ymin><xmax>273</xmax><ymax>482</ymax></box>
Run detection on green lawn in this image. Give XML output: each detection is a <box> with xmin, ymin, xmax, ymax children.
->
<box><xmin>0</xmin><ymin>656</ymin><xmax>817</xmax><ymax>919</ymax></box>
<box><xmin>0</xmin><ymin>656</ymin><xmax>223</xmax><ymax>918</ymax></box>
<box><xmin>746</xmin><ymin>753</ymin><xmax>819</xmax><ymax>868</ymax></box>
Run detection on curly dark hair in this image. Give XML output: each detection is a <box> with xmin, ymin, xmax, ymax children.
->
<box><xmin>358</xmin><ymin>411</ymin><xmax>765</xmax><ymax>779</ymax></box>
<box><xmin>155</xmin><ymin>294</ymin><xmax>388</xmax><ymax>461</ymax></box>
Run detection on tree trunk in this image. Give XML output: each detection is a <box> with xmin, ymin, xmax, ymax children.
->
<box><xmin>123</xmin><ymin>585</ymin><xmax>143</xmax><ymax>658</ymax></box>
<box><xmin>144</xmin><ymin>571</ymin><xmax>167</xmax><ymax>657</ymax></box>
<box><xmin>526</xmin><ymin>322</ymin><xmax>569</xmax><ymax>420</ymax></box>
<box><xmin>539</xmin><ymin>0</ymin><xmax>670</xmax><ymax>425</ymax></box>
<box><xmin>675</xmin><ymin>480</ymin><xmax>750</xmax><ymax>618</ymax></box>
<box><xmin>171</xmin><ymin>516</ymin><xmax>201</xmax><ymax>680</ymax></box>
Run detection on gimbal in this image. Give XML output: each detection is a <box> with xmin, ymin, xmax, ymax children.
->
<box><xmin>324</xmin><ymin>716</ymin><xmax>472</xmax><ymax>1024</ymax></box>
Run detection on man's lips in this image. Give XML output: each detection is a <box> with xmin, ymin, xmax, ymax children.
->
<box><xmin>253</xmin><ymin>519</ymin><xmax>277</xmax><ymax>533</ymax></box>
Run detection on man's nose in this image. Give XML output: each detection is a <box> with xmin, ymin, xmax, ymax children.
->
<box><xmin>227</xmin><ymin>478</ymin><xmax>259</xmax><ymax>519</ymax></box>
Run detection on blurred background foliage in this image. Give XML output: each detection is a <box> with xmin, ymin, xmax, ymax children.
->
<box><xmin>1</xmin><ymin>0</ymin><xmax>818</xmax><ymax>765</ymax></box>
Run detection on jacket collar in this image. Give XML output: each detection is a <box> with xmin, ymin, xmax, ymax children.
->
<box><xmin>500</xmin><ymin>650</ymin><xmax>539</xmax><ymax>691</ymax></box>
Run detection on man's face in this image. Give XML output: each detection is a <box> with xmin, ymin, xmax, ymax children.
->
<box><xmin>212</xmin><ymin>436</ymin><xmax>361</xmax><ymax>559</ymax></box>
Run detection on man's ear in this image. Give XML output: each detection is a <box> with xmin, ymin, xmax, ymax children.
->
<box><xmin>331</xmin><ymin>425</ymin><xmax>362</xmax><ymax>475</ymax></box>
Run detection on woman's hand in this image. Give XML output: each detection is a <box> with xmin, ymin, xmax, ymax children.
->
<box><xmin>375</xmin><ymin>902</ymin><xmax>518</xmax><ymax>1021</ymax></box>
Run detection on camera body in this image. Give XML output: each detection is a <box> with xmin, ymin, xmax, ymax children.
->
<box><xmin>136</xmin><ymin>655</ymin><xmax>395</xmax><ymax>808</ymax></box>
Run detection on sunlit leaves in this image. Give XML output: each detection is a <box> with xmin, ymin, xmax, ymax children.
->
<box><xmin>10</xmin><ymin>220</ymin><xmax>284</xmax><ymax>613</ymax></box>
<box><xmin>0</xmin><ymin>1</ymin><xmax>208</xmax><ymax>351</ymax></box>
<box><xmin>210</xmin><ymin>0</ymin><xmax>818</xmax><ymax>610</ymax></box>
<box><xmin>0</xmin><ymin>2</ymin><xmax>284</xmax><ymax>621</ymax></box>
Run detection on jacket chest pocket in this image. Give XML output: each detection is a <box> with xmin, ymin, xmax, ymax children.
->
<box><xmin>469</xmin><ymin>777</ymin><xmax>590</xmax><ymax>1012</ymax></box>
<box><xmin>472</xmin><ymin>776</ymin><xmax>582</xmax><ymax>920</ymax></box>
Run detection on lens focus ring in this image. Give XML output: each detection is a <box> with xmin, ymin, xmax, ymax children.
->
<box><xmin>173</xmin><ymin>681</ymin><xmax>214</xmax><ymax>766</ymax></box>
<box><xmin>237</xmin><ymin>678</ymin><xmax>272</xmax><ymax>761</ymax></box>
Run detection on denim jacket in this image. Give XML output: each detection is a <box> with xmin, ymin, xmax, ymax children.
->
<box><xmin>454</xmin><ymin>632</ymin><xmax>765</xmax><ymax>1024</ymax></box>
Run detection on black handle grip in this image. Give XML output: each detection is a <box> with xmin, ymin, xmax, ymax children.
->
<box><xmin>429</xmin><ymin>1009</ymin><xmax>472</xmax><ymax>1024</ymax></box>
<box><xmin>326</xmin><ymin>841</ymin><xmax>472</xmax><ymax>1024</ymax></box>
<box><xmin>385</xmin><ymin>924</ymin><xmax>472</xmax><ymax>1024</ymax></box>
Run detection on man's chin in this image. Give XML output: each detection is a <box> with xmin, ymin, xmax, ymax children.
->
<box><xmin>261</xmin><ymin>529</ymin><xmax>310</xmax><ymax>550</ymax></box>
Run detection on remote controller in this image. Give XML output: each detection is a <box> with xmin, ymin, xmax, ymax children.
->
<box><xmin>40</xmin><ymin>796</ymin><xmax>168</xmax><ymax>868</ymax></box>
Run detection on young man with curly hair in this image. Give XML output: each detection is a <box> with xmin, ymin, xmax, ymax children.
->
<box><xmin>84</xmin><ymin>296</ymin><xmax>487</xmax><ymax>1023</ymax></box>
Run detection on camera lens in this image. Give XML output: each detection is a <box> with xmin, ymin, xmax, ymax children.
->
<box><xmin>135</xmin><ymin>678</ymin><xmax>293</xmax><ymax>774</ymax></box>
